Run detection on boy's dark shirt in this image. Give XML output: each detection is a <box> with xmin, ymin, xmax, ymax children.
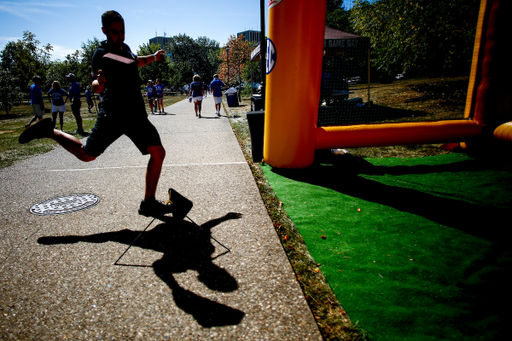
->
<box><xmin>92</xmin><ymin>40</ymin><xmax>145</xmax><ymax>117</ymax></box>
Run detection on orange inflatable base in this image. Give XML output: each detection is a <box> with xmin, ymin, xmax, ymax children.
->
<box><xmin>316</xmin><ymin>120</ymin><xmax>483</xmax><ymax>150</ymax></box>
<box><xmin>494</xmin><ymin>122</ymin><xmax>512</xmax><ymax>142</ymax></box>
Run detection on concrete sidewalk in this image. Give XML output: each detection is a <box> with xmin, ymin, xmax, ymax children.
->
<box><xmin>0</xmin><ymin>96</ymin><xmax>323</xmax><ymax>340</ymax></box>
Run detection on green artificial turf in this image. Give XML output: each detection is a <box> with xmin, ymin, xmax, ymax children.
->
<box><xmin>262</xmin><ymin>153</ymin><xmax>512</xmax><ymax>341</ymax></box>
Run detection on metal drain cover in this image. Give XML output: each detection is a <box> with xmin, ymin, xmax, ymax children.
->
<box><xmin>30</xmin><ymin>193</ymin><xmax>100</xmax><ymax>216</ymax></box>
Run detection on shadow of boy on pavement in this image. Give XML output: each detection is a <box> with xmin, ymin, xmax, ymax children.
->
<box><xmin>38</xmin><ymin>212</ymin><xmax>245</xmax><ymax>328</ymax></box>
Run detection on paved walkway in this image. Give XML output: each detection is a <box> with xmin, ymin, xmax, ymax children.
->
<box><xmin>0</xmin><ymin>97</ymin><xmax>323</xmax><ymax>340</ymax></box>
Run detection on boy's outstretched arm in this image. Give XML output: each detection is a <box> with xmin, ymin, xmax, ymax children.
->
<box><xmin>138</xmin><ymin>49</ymin><xmax>165</xmax><ymax>67</ymax></box>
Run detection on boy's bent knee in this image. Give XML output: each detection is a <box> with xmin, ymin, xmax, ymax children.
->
<box><xmin>79</xmin><ymin>147</ymin><xmax>96</xmax><ymax>162</ymax></box>
<box><xmin>147</xmin><ymin>145</ymin><xmax>166</xmax><ymax>159</ymax></box>
<box><xmin>80</xmin><ymin>154</ymin><xmax>96</xmax><ymax>162</ymax></box>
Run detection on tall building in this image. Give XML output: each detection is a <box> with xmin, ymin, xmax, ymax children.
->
<box><xmin>237</xmin><ymin>30</ymin><xmax>261</xmax><ymax>43</ymax></box>
<box><xmin>149</xmin><ymin>36</ymin><xmax>170</xmax><ymax>48</ymax></box>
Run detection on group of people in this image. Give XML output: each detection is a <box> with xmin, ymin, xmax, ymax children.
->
<box><xmin>146</xmin><ymin>78</ymin><xmax>165</xmax><ymax>114</ymax></box>
<box><xmin>146</xmin><ymin>74</ymin><xmax>225</xmax><ymax>119</ymax></box>
<box><xmin>187</xmin><ymin>74</ymin><xmax>226</xmax><ymax>118</ymax></box>
<box><xmin>27</xmin><ymin>73</ymin><xmax>93</xmax><ymax>136</ymax></box>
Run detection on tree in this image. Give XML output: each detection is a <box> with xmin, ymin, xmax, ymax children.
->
<box><xmin>166</xmin><ymin>34</ymin><xmax>221</xmax><ymax>87</ymax></box>
<box><xmin>0</xmin><ymin>69</ymin><xmax>23</xmax><ymax>115</ymax></box>
<box><xmin>242</xmin><ymin>61</ymin><xmax>262</xmax><ymax>84</ymax></box>
<box><xmin>196</xmin><ymin>36</ymin><xmax>222</xmax><ymax>85</ymax></box>
<box><xmin>45</xmin><ymin>61</ymin><xmax>70</xmax><ymax>91</ymax></box>
<box><xmin>167</xmin><ymin>33</ymin><xmax>195</xmax><ymax>86</ymax></box>
<box><xmin>218</xmin><ymin>35</ymin><xmax>252</xmax><ymax>86</ymax></box>
<box><xmin>0</xmin><ymin>31</ymin><xmax>52</xmax><ymax>93</ymax></box>
<box><xmin>78</xmin><ymin>38</ymin><xmax>101</xmax><ymax>84</ymax></box>
<box><xmin>351</xmin><ymin>0</ymin><xmax>480</xmax><ymax>77</ymax></box>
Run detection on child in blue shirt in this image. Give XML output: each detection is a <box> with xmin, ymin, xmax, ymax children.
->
<box><xmin>48</xmin><ymin>80</ymin><xmax>68</xmax><ymax>131</ymax></box>
<box><xmin>147</xmin><ymin>80</ymin><xmax>155</xmax><ymax>114</ymax></box>
<box><xmin>155</xmin><ymin>78</ymin><xmax>165</xmax><ymax>114</ymax></box>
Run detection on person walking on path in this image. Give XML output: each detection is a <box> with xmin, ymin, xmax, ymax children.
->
<box><xmin>47</xmin><ymin>80</ymin><xmax>68</xmax><ymax>131</ymax></box>
<box><xmin>18</xmin><ymin>10</ymin><xmax>189</xmax><ymax>219</ymax></box>
<box><xmin>25</xmin><ymin>75</ymin><xmax>46</xmax><ymax>128</ymax></box>
<box><xmin>209</xmin><ymin>74</ymin><xmax>225</xmax><ymax>117</ymax></box>
<box><xmin>85</xmin><ymin>85</ymin><xmax>94</xmax><ymax>113</ymax></box>
<box><xmin>66</xmin><ymin>73</ymin><xmax>88</xmax><ymax>136</ymax></box>
<box><xmin>147</xmin><ymin>80</ymin><xmax>156</xmax><ymax>114</ymax></box>
<box><xmin>189</xmin><ymin>75</ymin><xmax>204</xmax><ymax>118</ymax></box>
<box><xmin>155</xmin><ymin>78</ymin><xmax>165</xmax><ymax>114</ymax></box>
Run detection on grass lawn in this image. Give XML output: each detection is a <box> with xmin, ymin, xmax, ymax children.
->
<box><xmin>261</xmin><ymin>153</ymin><xmax>512</xmax><ymax>340</ymax></box>
<box><xmin>0</xmin><ymin>94</ymin><xmax>186</xmax><ymax>169</ymax></box>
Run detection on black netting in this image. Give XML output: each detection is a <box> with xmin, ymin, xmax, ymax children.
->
<box><xmin>318</xmin><ymin>26</ymin><xmax>469</xmax><ymax>127</ymax></box>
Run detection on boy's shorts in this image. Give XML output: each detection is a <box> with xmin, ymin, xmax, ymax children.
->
<box><xmin>213</xmin><ymin>96</ymin><xmax>222</xmax><ymax>104</ymax></box>
<box><xmin>31</xmin><ymin>104</ymin><xmax>44</xmax><ymax>118</ymax></box>
<box><xmin>193</xmin><ymin>96</ymin><xmax>203</xmax><ymax>102</ymax></box>
<box><xmin>83</xmin><ymin>114</ymin><xmax>162</xmax><ymax>157</ymax></box>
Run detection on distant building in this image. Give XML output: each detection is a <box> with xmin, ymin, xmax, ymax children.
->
<box><xmin>149</xmin><ymin>36</ymin><xmax>170</xmax><ymax>48</ymax></box>
<box><xmin>237</xmin><ymin>30</ymin><xmax>261</xmax><ymax>43</ymax></box>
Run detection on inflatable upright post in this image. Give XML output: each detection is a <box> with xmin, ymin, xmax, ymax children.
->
<box><xmin>471</xmin><ymin>0</ymin><xmax>512</xmax><ymax>127</ymax></box>
<box><xmin>264</xmin><ymin>0</ymin><xmax>327</xmax><ymax>168</ymax></box>
<box><xmin>463</xmin><ymin>0</ymin><xmax>512</xmax><ymax>145</ymax></box>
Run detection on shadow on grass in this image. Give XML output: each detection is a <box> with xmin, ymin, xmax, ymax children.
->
<box><xmin>37</xmin><ymin>212</ymin><xmax>245</xmax><ymax>328</ymax></box>
<box><xmin>273</xmin><ymin>153</ymin><xmax>511</xmax><ymax>242</ymax></box>
<box><xmin>268</xmin><ymin>153</ymin><xmax>512</xmax><ymax>340</ymax></box>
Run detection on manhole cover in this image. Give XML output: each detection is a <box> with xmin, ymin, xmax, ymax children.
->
<box><xmin>30</xmin><ymin>194</ymin><xmax>100</xmax><ymax>216</ymax></box>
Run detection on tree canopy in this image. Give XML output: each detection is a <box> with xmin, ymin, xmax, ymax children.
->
<box><xmin>166</xmin><ymin>34</ymin><xmax>221</xmax><ymax>87</ymax></box>
<box><xmin>326</xmin><ymin>0</ymin><xmax>353</xmax><ymax>33</ymax></box>
<box><xmin>351</xmin><ymin>0</ymin><xmax>480</xmax><ymax>77</ymax></box>
<box><xmin>0</xmin><ymin>31</ymin><xmax>52</xmax><ymax>93</ymax></box>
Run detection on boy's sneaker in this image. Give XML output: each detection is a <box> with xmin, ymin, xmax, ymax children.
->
<box><xmin>138</xmin><ymin>198</ymin><xmax>173</xmax><ymax>218</ymax></box>
<box><xmin>168</xmin><ymin>188</ymin><xmax>193</xmax><ymax>221</ymax></box>
<box><xmin>19</xmin><ymin>118</ymin><xmax>53</xmax><ymax>144</ymax></box>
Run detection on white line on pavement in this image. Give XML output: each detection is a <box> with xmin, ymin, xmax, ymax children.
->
<box><xmin>46</xmin><ymin>161</ymin><xmax>247</xmax><ymax>172</ymax></box>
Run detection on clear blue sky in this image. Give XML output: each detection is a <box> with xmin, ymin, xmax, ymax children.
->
<box><xmin>0</xmin><ymin>0</ymin><xmax>354</xmax><ymax>61</ymax></box>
